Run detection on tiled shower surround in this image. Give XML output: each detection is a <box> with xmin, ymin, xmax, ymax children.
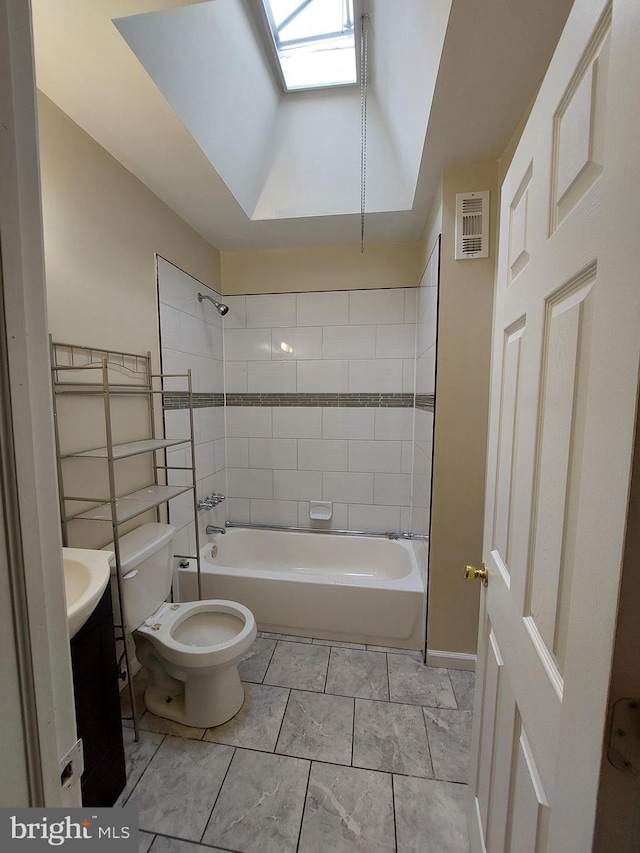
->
<box><xmin>156</xmin><ymin>257</ymin><xmax>439</xmax><ymax>574</ymax></box>
<box><xmin>223</xmin><ymin>288</ymin><xmax>418</xmax><ymax>533</ymax></box>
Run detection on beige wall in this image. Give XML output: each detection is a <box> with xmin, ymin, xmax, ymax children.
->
<box><xmin>38</xmin><ymin>94</ymin><xmax>220</xmax><ymax>361</ymax></box>
<box><xmin>220</xmin><ymin>241</ymin><xmax>423</xmax><ymax>294</ymax></box>
<box><xmin>427</xmin><ymin>161</ymin><xmax>498</xmax><ymax>657</ymax></box>
<box><xmin>38</xmin><ymin>94</ymin><xmax>220</xmax><ymax>549</ymax></box>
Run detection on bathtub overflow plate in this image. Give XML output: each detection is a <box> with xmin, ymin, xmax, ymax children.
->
<box><xmin>211</xmin><ymin>545</ymin><xmax>218</xmax><ymax>559</ymax></box>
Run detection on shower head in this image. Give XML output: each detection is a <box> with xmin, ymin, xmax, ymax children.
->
<box><xmin>197</xmin><ymin>292</ymin><xmax>229</xmax><ymax>316</ymax></box>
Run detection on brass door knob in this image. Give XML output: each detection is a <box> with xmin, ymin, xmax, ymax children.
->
<box><xmin>464</xmin><ymin>564</ymin><xmax>488</xmax><ymax>587</ymax></box>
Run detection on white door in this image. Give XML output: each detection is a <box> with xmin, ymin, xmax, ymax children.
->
<box><xmin>468</xmin><ymin>0</ymin><xmax>640</xmax><ymax>849</ymax></box>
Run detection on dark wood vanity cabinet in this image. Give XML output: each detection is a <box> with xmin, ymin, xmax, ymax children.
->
<box><xmin>70</xmin><ymin>584</ymin><xmax>126</xmax><ymax>806</ymax></box>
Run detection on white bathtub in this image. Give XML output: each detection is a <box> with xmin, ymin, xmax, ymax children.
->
<box><xmin>178</xmin><ymin>527</ymin><xmax>426</xmax><ymax>650</ymax></box>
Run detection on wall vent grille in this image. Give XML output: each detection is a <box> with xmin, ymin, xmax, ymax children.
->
<box><xmin>455</xmin><ymin>191</ymin><xmax>490</xmax><ymax>259</ymax></box>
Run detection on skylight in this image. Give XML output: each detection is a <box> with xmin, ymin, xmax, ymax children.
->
<box><xmin>261</xmin><ymin>0</ymin><xmax>357</xmax><ymax>92</ymax></box>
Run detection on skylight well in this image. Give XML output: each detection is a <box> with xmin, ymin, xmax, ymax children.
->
<box><xmin>261</xmin><ymin>0</ymin><xmax>358</xmax><ymax>92</ymax></box>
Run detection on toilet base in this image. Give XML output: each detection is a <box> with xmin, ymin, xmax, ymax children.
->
<box><xmin>143</xmin><ymin>662</ymin><xmax>246</xmax><ymax>729</ymax></box>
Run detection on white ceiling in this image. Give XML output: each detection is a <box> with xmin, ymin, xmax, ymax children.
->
<box><xmin>32</xmin><ymin>0</ymin><xmax>574</xmax><ymax>250</ymax></box>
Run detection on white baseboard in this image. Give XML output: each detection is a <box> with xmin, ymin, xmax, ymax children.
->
<box><xmin>427</xmin><ymin>649</ymin><xmax>476</xmax><ymax>671</ymax></box>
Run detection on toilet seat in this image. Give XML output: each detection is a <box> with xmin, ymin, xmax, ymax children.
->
<box><xmin>135</xmin><ymin>599</ymin><xmax>256</xmax><ymax>669</ymax></box>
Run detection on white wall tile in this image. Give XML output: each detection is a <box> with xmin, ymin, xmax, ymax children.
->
<box><xmin>349</xmin><ymin>289</ymin><xmax>405</xmax><ymax>325</ymax></box>
<box><xmin>161</xmin><ymin>349</ymin><xmax>198</xmax><ymax>392</ymax></box>
<box><xmin>348</xmin><ymin>359</ymin><xmax>403</xmax><ymax>392</ymax></box>
<box><xmin>349</xmin><ymin>440</ymin><xmax>402</xmax><ymax>473</ymax></box>
<box><xmin>166</xmin><ymin>448</ymin><xmax>190</xmax><ymax>487</ymax></box>
<box><xmin>374</xmin><ymin>473</ymin><xmax>412</xmax><ymax>506</ymax></box>
<box><xmin>198</xmin><ymin>356</ymin><xmax>224</xmax><ymax>393</ymax></box>
<box><xmin>168</xmin><ymin>490</ymin><xmax>195</xmax><ymax>530</ymax></box>
<box><xmin>248</xmin><ymin>361</ymin><xmax>297</xmax><ymax>393</ymax></box>
<box><xmin>195</xmin><ymin>440</ymin><xmax>216</xmax><ymax>480</ymax></box>
<box><xmin>200</xmin><ymin>406</ymin><xmax>225</xmax><ymax>441</ymax></box>
<box><xmin>348</xmin><ymin>504</ymin><xmax>401</xmax><ymax>532</ymax></box>
<box><xmin>227</xmin><ymin>468</ymin><xmax>273</xmax><ymax>499</ymax></box>
<box><xmin>273</xmin><ymin>407</ymin><xmax>322</xmax><ymax>438</ymax></box>
<box><xmin>214</xmin><ymin>438</ymin><xmax>226</xmax><ymax>473</ymax></box>
<box><xmin>415</xmin><ymin>353</ymin><xmax>436</xmax><ymax>394</ymax></box>
<box><xmin>226</xmin><ymin>437</ymin><xmax>249</xmax><ymax>468</ymax></box>
<box><xmin>322</xmin><ymin>472</ymin><xmax>373</xmax><ymax>504</ymax></box>
<box><xmin>297</xmin><ymin>291</ymin><xmax>349</xmax><ymax>326</ymax></box>
<box><xmin>224</xmin><ymin>328</ymin><xmax>272</xmax><ymax>361</ymax></box>
<box><xmin>224</xmin><ymin>361</ymin><xmax>248</xmax><ymax>393</ymax></box>
<box><xmin>172</xmin><ymin>523</ymin><xmax>195</xmax><ymax>559</ymax></box>
<box><xmin>323</xmin><ymin>325</ymin><xmax>376</xmax><ymax>359</ymax></box>
<box><xmin>157</xmin><ymin>258</ymin><xmax>197</xmax><ymax>316</ymax></box>
<box><xmin>225</xmin><ymin>407</ymin><xmax>272</xmax><ymax>438</ymax></box>
<box><xmin>401</xmin><ymin>507</ymin><xmax>412</xmax><ymax>533</ymax></box>
<box><xmin>159</xmin><ymin>304</ymin><xmax>181</xmax><ymax>351</ymax></box>
<box><xmin>402</xmin><ymin>359</ymin><xmax>416</xmax><ymax>393</ymax></box>
<box><xmin>322</xmin><ymin>408</ymin><xmax>375</xmax><ymax>439</ymax></box>
<box><xmin>402</xmin><ymin>441</ymin><xmax>413</xmax><ymax>474</ymax></box>
<box><xmin>298</xmin><ymin>439</ymin><xmax>348</xmax><ymax>471</ymax></box>
<box><xmin>375</xmin><ymin>325</ymin><xmax>417</xmax><ymax>359</ymax></box>
<box><xmin>404</xmin><ymin>288</ymin><xmax>418</xmax><ymax>324</ymax></box>
<box><xmin>250</xmin><ymin>499</ymin><xmax>298</xmax><ymax>526</ymax></box>
<box><xmin>164</xmin><ymin>408</ymin><xmax>196</xmax><ymax>442</ymax></box>
<box><xmin>414</xmin><ymin>409</ymin><xmax>434</xmax><ymax>451</ymax></box>
<box><xmin>180</xmin><ymin>313</ymin><xmax>223</xmax><ymax>358</ymax></box>
<box><xmin>273</xmin><ymin>469</ymin><xmax>322</xmax><ymax>501</ymax></box>
<box><xmin>227</xmin><ymin>497</ymin><xmax>250</xmax><ymax>522</ymax></box>
<box><xmin>249</xmin><ymin>438</ymin><xmax>297</xmax><ymax>469</ymax></box>
<box><xmin>272</xmin><ymin>327</ymin><xmax>322</xmax><ymax>360</ymax></box>
<box><xmin>223</xmin><ymin>296</ymin><xmax>247</xmax><ymax>329</ymax></box>
<box><xmin>297</xmin><ymin>360</ymin><xmax>349</xmax><ymax>392</ymax></box>
<box><xmin>374</xmin><ymin>408</ymin><xmax>414</xmax><ymax>440</ymax></box>
<box><xmin>246</xmin><ymin>294</ymin><xmax>296</xmax><ymax>328</ymax></box>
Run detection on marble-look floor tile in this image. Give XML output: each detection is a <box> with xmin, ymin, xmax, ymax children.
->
<box><xmin>138</xmin><ymin>712</ymin><xmax>206</xmax><ymax>741</ymax></box>
<box><xmin>146</xmin><ymin>837</ymin><xmax>227</xmax><ymax>853</ymax></box>
<box><xmin>138</xmin><ymin>831</ymin><xmax>154</xmax><ymax>853</ymax></box>
<box><xmin>204</xmin><ymin>682</ymin><xmax>289</xmax><ymax>751</ymax></box>
<box><xmin>239</xmin><ymin>637</ymin><xmax>277</xmax><ymax>683</ymax></box>
<box><xmin>264</xmin><ymin>641</ymin><xmax>330</xmax><ymax>692</ymax></box>
<box><xmin>202</xmin><ymin>748</ymin><xmax>309</xmax><ymax>853</ymax></box>
<box><xmin>299</xmin><ymin>761</ymin><xmax>395</xmax><ymax>853</ymax></box>
<box><xmin>115</xmin><ymin>728</ymin><xmax>164</xmax><ymax>806</ymax></box>
<box><xmin>367</xmin><ymin>645</ymin><xmax>423</xmax><ymax>661</ymax></box>
<box><xmin>261</xmin><ymin>631</ymin><xmax>313</xmax><ymax>643</ymax></box>
<box><xmin>312</xmin><ymin>638</ymin><xmax>366</xmax><ymax>650</ymax></box>
<box><xmin>424</xmin><ymin>709</ymin><xmax>472</xmax><ymax>784</ymax></box>
<box><xmin>127</xmin><ymin>735</ymin><xmax>234</xmax><ymax>841</ymax></box>
<box><xmin>353</xmin><ymin>699</ymin><xmax>433</xmax><ymax>779</ymax></box>
<box><xmin>448</xmin><ymin>669</ymin><xmax>476</xmax><ymax>711</ymax></box>
<box><xmin>276</xmin><ymin>690</ymin><xmax>354</xmax><ymax>764</ymax></box>
<box><xmin>394</xmin><ymin>776</ymin><xmax>470</xmax><ymax>853</ymax></box>
<box><xmin>325</xmin><ymin>648</ymin><xmax>389</xmax><ymax>700</ymax></box>
<box><xmin>388</xmin><ymin>656</ymin><xmax>456</xmax><ymax>708</ymax></box>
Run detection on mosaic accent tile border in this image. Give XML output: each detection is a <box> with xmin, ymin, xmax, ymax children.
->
<box><xmin>163</xmin><ymin>392</ymin><xmax>224</xmax><ymax>410</ymax></box>
<box><xmin>164</xmin><ymin>392</ymin><xmax>435</xmax><ymax>410</ymax></box>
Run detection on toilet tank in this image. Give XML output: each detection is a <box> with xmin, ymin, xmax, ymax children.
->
<box><xmin>104</xmin><ymin>523</ymin><xmax>175</xmax><ymax>631</ymax></box>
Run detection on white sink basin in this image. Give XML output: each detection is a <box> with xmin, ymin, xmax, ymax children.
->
<box><xmin>62</xmin><ymin>548</ymin><xmax>113</xmax><ymax>639</ymax></box>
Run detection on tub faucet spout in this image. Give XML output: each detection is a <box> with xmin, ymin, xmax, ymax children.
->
<box><xmin>206</xmin><ymin>525</ymin><xmax>226</xmax><ymax>535</ymax></box>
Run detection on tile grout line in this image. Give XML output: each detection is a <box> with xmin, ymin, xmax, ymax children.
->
<box><xmin>118</xmin><ymin>731</ymin><xmax>166</xmax><ymax>809</ymax></box>
<box><xmin>272</xmin><ymin>688</ymin><xmax>293</xmax><ymax>755</ymax></box>
<box><xmin>295</xmin><ymin>759</ymin><xmax>313</xmax><ymax>853</ymax></box>
<box><xmin>197</xmin><ymin>744</ymin><xmax>237</xmax><ymax>846</ymax></box>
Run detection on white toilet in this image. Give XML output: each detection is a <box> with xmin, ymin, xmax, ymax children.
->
<box><xmin>106</xmin><ymin>522</ymin><xmax>256</xmax><ymax>728</ymax></box>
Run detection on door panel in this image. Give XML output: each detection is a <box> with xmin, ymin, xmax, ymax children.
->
<box><xmin>468</xmin><ymin>0</ymin><xmax>640</xmax><ymax>848</ymax></box>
